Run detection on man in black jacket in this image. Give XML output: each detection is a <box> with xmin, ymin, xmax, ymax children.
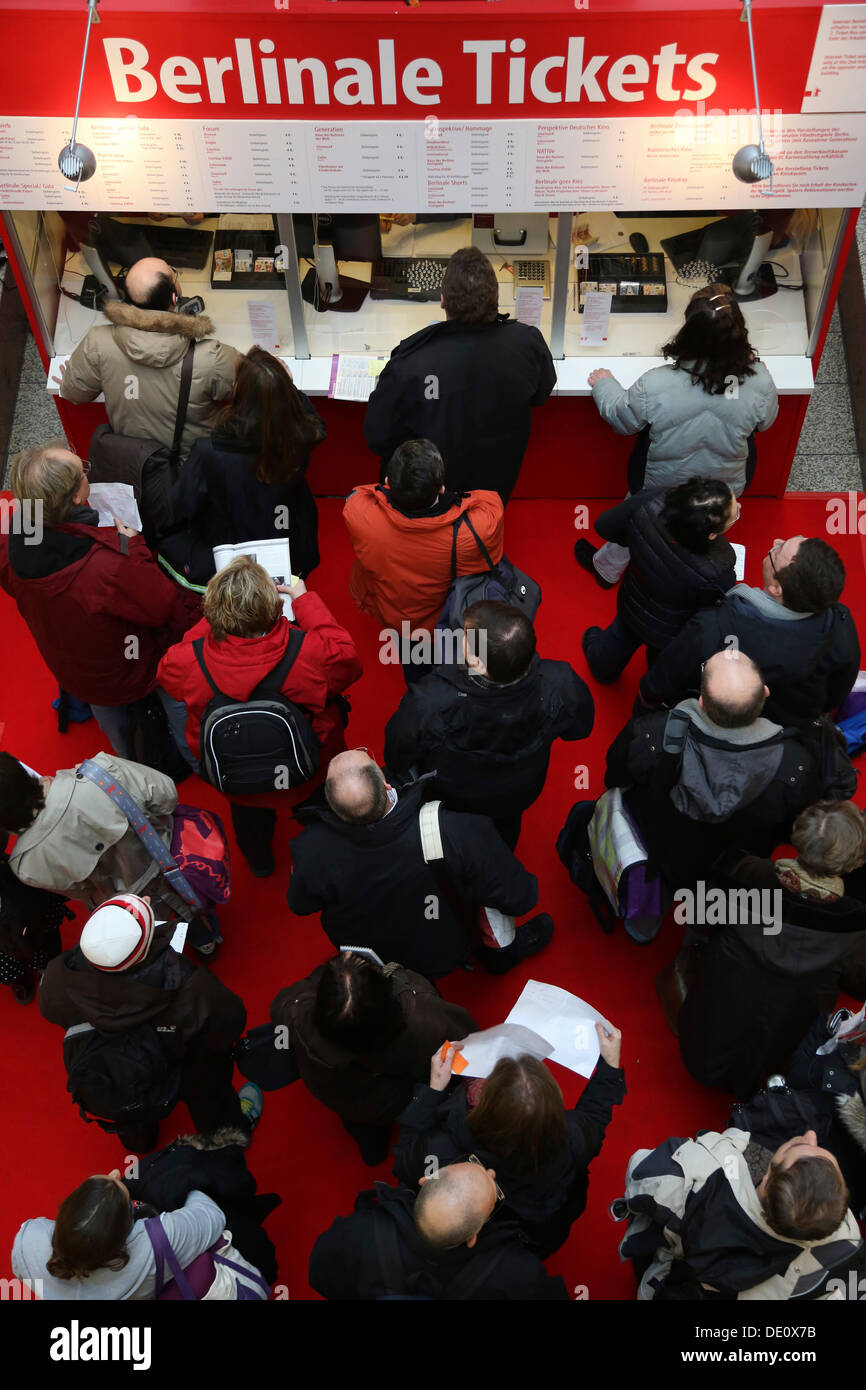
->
<box><xmin>605</xmin><ymin>650</ymin><xmax>857</xmax><ymax>896</ymax></box>
<box><xmin>287</xmin><ymin>752</ymin><xmax>552</xmax><ymax>978</ymax></box>
<box><xmin>385</xmin><ymin>600</ymin><xmax>594</xmax><ymax>849</ymax></box>
<box><xmin>308</xmin><ymin>1171</ymin><xmax>569</xmax><ymax>1301</ymax></box>
<box><xmin>39</xmin><ymin>897</ymin><xmax>251</xmax><ymax>1152</ymax></box>
<box><xmin>363</xmin><ymin>247</ymin><xmax>556</xmax><ymax>502</ymax></box>
<box><xmin>639</xmin><ymin>534</ymin><xmax>859</xmax><ymax>726</ymax></box>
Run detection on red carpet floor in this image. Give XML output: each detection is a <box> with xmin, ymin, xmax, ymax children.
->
<box><xmin>1</xmin><ymin>492</ymin><xmax>864</xmax><ymax>1301</ymax></box>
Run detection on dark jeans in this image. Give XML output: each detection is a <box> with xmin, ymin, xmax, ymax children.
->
<box><xmin>584</xmin><ymin>615</ymin><xmax>648</xmax><ymax>684</ymax></box>
<box><xmin>230</xmin><ymin>803</ymin><xmax>277</xmax><ymax>871</ymax></box>
<box><xmin>494</xmin><ymin>813</ymin><xmax>523</xmax><ymax>852</ymax></box>
<box><xmin>117</xmin><ymin>1050</ymin><xmax>245</xmax><ymax>1153</ymax></box>
<box><xmin>340</xmin><ymin>1116</ymin><xmax>393</xmax><ymax>1166</ymax></box>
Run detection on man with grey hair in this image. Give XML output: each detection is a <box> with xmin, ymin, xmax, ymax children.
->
<box><xmin>309</xmin><ymin>1163</ymin><xmax>569</xmax><ymax>1299</ymax></box>
<box><xmin>599</xmin><ymin>649</ymin><xmax>856</xmax><ymax>938</ymax></box>
<box><xmin>288</xmin><ymin>749</ymin><xmax>554</xmax><ymax>978</ymax></box>
<box><xmin>0</xmin><ymin>441</ymin><xmax>196</xmax><ymax>757</ymax></box>
<box><xmin>57</xmin><ymin>257</ymin><xmax>238</xmax><ymax>463</ymax></box>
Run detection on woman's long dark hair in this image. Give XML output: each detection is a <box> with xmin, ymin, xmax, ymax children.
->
<box><xmin>466</xmin><ymin>1055</ymin><xmax>567</xmax><ymax>1176</ymax></box>
<box><xmin>217</xmin><ymin>346</ymin><xmax>321</xmax><ymax>485</ymax></box>
<box><xmin>0</xmin><ymin>752</ymin><xmax>46</xmax><ymax>835</ymax></box>
<box><xmin>662</xmin><ymin>477</ymin><xmax>735</xmax><ymax>554</ymax></box>
<box><xmin>661</xmin><ymin>282</ymin><xmax>757</xmax><ymax>395</ymax></box>
<box><xmin>46</xmin><ymin>1178</ymin><xmax>131</xmax><ymax>1281</ymax></box>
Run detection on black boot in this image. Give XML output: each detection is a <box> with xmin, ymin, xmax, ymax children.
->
<box><xmin>476</xmin><ymin>914</ymin><xmax>554</xmax><ymax>974</ymax></box>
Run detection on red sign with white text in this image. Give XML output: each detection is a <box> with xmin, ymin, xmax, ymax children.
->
<box><xmin>0</xmin><ymin>10</ymin><xmax>823</xmax><ymax>120</ymax></box>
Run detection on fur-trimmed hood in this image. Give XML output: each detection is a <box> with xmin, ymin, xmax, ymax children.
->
<box><xmin>102</xmin><ymin>297</ymin><xmax>216</xmax><ymax>368</ymax></box>
<box><xmin>837</xmin><ymin>1091</ymin><xmax>866</xmax><ymax>1153</ymax></box>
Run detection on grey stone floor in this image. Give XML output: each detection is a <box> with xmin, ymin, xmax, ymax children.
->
<box><xmin>787</xmin><ymin>304</ymin><xmax>861</xmax><ymax>491</ymax></box>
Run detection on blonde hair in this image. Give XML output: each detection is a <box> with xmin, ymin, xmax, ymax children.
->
<box><xmin>10</xmin><ymin>440</ymin><xmax>80</xmax><ymax>526</ymax></box>
<box><xmin>791</xmin><ymin>800</ymin><xmax>866</xmax><ymax>877</ymax></box>
<box><xmin>203</xmin><ymin>556</ymin><xmax>283</xmax><ymax>641</ymax></box>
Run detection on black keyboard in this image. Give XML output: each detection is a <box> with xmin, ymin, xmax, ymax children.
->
<box><xmin>141</xmin><ymin>225</ymin><xmax>214</xmax><ymax>270</ymax></box>
<box><xmin>369</xmin><ymin>256</ymin><xmax>450</xmax><ymax>302</ymax></box>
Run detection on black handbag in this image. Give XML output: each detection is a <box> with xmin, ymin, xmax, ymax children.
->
<box><xmin>233</xmin><ymin>1023</ymin><xmax>301</xmax><ymax>1091</ymax></box>
<box><xmin>87</xmin><ymin>340</ymin><xmax>196</xmax><ymax>551</ymax></box>
<box><xmin>436</xmin><ymin>512</ymin><xmax>541</xmax><ymax>630</ymax></box>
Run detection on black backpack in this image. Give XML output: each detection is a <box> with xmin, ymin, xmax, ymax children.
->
<box><xmin>63</xmin><ymin>1021</ymin><xmax>183</xmax><ymax>1135</ymax></box>
<box><xmin>192</xmin><ymin>631</ymin><xmax>321</xmax><ymax>795</ymax></box>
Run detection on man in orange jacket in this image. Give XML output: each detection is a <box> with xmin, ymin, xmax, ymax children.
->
<box><xmin>343</xmin><ymin>438</ymin><xmax>504</xmax><ymax>684</ymax></box>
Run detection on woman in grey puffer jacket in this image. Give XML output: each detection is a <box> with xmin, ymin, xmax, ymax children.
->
<box><xmin>576</xmin><ymin>282</ymin><xmax>778</xmax><ymax>587</ymax></box>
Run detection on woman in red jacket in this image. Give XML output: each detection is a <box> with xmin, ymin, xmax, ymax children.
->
<box><xmin>158</xmin><ymin>557</ymin><xmax>362</xmax><ymax>877</ymax></box>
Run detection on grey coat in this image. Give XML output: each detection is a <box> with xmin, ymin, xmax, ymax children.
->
<box><xmin>592</xmin><ymin>360</ymin><xmax>778</xmax><ymax>495</ymax></box>
<box><xmin>10</xmin><ymin>753</ymin><xmax>177</xmax><ymax>912</ymax></box>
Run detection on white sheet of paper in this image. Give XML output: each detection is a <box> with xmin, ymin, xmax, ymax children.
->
<box><xmin>506</xmin><ymin>980</ymin><xmax>613</xmax><ymax>1078</ymax></box>
<box><xmin>168</xmin><ymin>921</ymin><xmax>188</xmax><ymax>955</ymax></box>
<box><xmin>579</xmin><ymin>291</ymin><xmax>613</xmax><ymax>346</ymax></box>
<box><xmin>88</xmin><ymin>482</ymin><xmax>142</xmax><ymax>532</ymax></box>
<box><xmin>247</xmin><ymin>300</ymin><xmax>280</xmax><ymax>351</ymax></box>
<box><xmin>329</xmin><ymin>354</ymin><xmax>388</xmax><ymax>402</ymax></box>
<box><xmin>456</xmin><ymin>1023</ymin><xmax>554</xmax><ymax>1079</ymax></box>
<box><xmin>731</xmin><ymin>543</ymin><xmax>746</xmax><ymax>582</ymax></box>
<box><xmin>515</xmin><ymin>285</ymin><xmax>544</xmax><ymax>329</ymax></box>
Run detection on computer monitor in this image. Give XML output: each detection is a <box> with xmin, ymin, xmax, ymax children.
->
<box><xmin>293</xmin><ymin>214</ymin><xmax>382</xmax><ymax>263</ymax></box>
<box><xmin>697</xmin><ymin>211</ymin><xmax>761</xmax><ymax>274</ymax></box>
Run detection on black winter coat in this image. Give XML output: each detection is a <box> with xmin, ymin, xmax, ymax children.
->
<box><xmin>595</xmin><ymin>489</ymin><xmax>736</xmax><ymax>653</ymax></box>
<box><xmin>287</xmin><ymin>779</ymin><xmax>538</xmax><ymax>980</ymax></box>
<box><xmin>383</xmin><ymin>654</ymin><xmax>594</xmax><ymax>821</ymax></box>
<box><xmin>679</xmin><ymin>848</ymin><xmax>866</xmax><ymax>1098</ymax></box>
<box><xmin>363</xmin><ymin>315</ymin><xmax>556</xmax><ymax>501</ymax></box>
<box><xmin>161</xmin><ymin>391</ymin><xmax>325</xmax><ymax>585</ymax></box>
<box><xmin>392</xmin><ymin>1058</ymin><xmax>625</xmax><ymax>1258</ymax></box>
<box><xmin>640</xmin><ymin>590</ymin><xmax>860</xmax><ymax>727</ymax></box>
<box><xmin>605</xmin><ymin>707</ymin><xmax>856</xmax><ymax>890</ymax></box>
<box><xmin>270</xmin><ymin>963</ymin><xmax>477</xmax><ymax>1127</ymax></box>
<box><xmin>308</xmin><ymin>1180</ymin><xmax>569</xmax><ymax>1300</ymax></box>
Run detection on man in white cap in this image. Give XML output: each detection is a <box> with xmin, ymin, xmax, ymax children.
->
<box><xmin>39</xmin><ymin>895</ymin><xmax>260</xmax><ymax>1152</ymax></box>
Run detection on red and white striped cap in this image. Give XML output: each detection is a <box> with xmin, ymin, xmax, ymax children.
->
<box><xmin>80</xmin><ymin>895</ymin><xmax>156</xmax><ymax>972</ymax></box>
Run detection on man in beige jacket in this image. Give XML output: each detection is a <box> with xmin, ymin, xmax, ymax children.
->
<box><xmin>59</xmin><ymin>258</ymin><xmax>239</xmax><ymax>463</ymax></box>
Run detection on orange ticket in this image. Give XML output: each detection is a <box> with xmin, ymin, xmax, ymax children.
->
<box><xmin>441</xmin><ymin>1042</ymin><xmax>468</xmax><ymax>1074</ymax></box>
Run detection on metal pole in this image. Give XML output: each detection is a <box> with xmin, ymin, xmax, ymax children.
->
<box><xmin>549</xmin><ymin>212</ymin><xmax>573</xmax><ymax>360</ymax></box>
<box><xmin>276</xmin><ymin>213</ymin><xmax>310</xmax><ymax>361</ymax></box>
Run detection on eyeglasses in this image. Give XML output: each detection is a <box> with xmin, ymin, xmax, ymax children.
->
<box><xmin>767</xmin><ymin>542</ymin><xmax>782</xmax><ymax>578</ymax></box>
<box><xmin>448</xmin><ymin>1153</ymin><xmax>505</xmax><ymax>1206</ymax></box>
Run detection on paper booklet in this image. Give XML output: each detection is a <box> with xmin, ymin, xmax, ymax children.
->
<box><xmin>212</xmin><ymin>537</ymin><xmax>294</xmax><ymax>620</ymax></box>
<box><xmin>731</xmin><ymin>543</ymin><xmax>746</xmax><ymax>582</ymax></box>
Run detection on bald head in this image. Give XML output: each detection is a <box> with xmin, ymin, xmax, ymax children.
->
<box><xmin>124</xmin><ymin>257</ymin><xmax>177</xmax><ymax>311</ymax></box>
<box><xmin>414</xmin><ymin>1163</ymin><xmax>498</xmax><ymax>1250</ymax></box>
<box><xmin>700</xmin><ymin>649</ymin><xmax>767</xmax><ymax>729</ymax></box>
<box><xmin>324</xmin><ymin>751</ymin><xmax>389</xmax><ymax>826</ymax></box>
